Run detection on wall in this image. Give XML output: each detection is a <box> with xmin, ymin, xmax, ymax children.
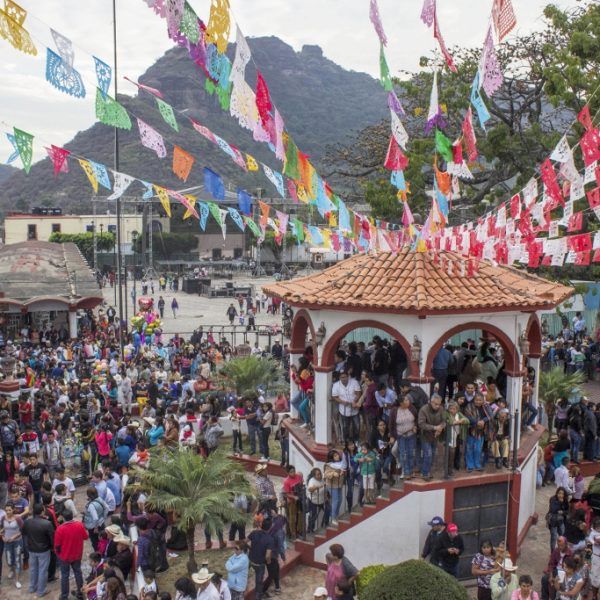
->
<box><xmin>196</xmin><ymin>232</ymin><xmax>246</xmax><ymax>259</ymax></box>
<box><xmin>288</xmin><ymin>433</ymin><xmax>321</xmax><ymax>477</ymax></box>
<box><xmin>313</xmin><ymin>488</ymin><xmax>445</xmax><ymax>569</ymax></box>
<box><xmin>518</xmin><ymin>444</ymin><xmax>538</xmax><ymax>535</ymax></box>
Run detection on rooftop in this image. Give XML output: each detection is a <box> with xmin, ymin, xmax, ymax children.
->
<box><xmin>0</xmin><ymin>241</ymin><xmax>102</xmax><ymax>308</ymax></box>
<box><xmin>263</xmin><ymin>249</ymin><xmax>574</xmax><ymax>314</ymax></box>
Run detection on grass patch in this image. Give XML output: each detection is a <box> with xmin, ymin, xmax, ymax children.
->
<box><xmin>157</xmin><ymin>546</ymin><xmax>233</xmax><ymax>589</ymax></box>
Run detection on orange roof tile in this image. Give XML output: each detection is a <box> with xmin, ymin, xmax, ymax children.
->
<box><xmin>263</xmin><ymin>249</ymin><xmax>574</xmax><ymax>314</ymax></box>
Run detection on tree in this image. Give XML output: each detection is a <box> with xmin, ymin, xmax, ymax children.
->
<box><xmin>134</xmin><ymin>232</ymin><xmax>197</xmax><ymax>259</ymax></box>
<box><xmin>218</xmin><ymin>355</ymin><xmax>281</xmax><ymax>396</ymax></box>
<box><xmin>133</xmin><ymin>448</ymin><xmax>250</xmax><ymax>574</ymax></box>
<box><xmin>361</xmin><ymin>559</ymin><xmax>468</xmax><ymax>600</ymax></box>
<box><xmin>49</xmin><ymin>232</ymin><xmax>115</xmax><ymax>264</ymax></box>
<box><xmin>539</xmin><ymin>367</ymin><xmax>585</xmax><ymax>436</ymax></box>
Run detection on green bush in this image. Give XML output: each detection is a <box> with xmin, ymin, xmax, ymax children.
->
<box><xmin>360</xmin><ymin>559</ymin><xmax>468</xmax><ymax>600</ymax></box>
<box><xmin>356</xmin><ymin>564</ymin><xmax>387</xmax><ymax>596</ymax></box>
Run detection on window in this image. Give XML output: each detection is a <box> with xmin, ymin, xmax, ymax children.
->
<box><xmin>27</xmin><ymin>224</ymin><xmax>37</xmax><ymax>240</ymax></box>
<box><xmin>233</xmin><ymin>247</ymin><xmax>243</xmax><ymax>259</ymax></box>
<box><xmin>51</xmin><ymin>223</ymin><xmax>61</xmax><ymax>233</ymax></box>
<box><xmin>212</xmin><ymin>248</ymin><xmax>222</xmax><ymax>260</ymax></box>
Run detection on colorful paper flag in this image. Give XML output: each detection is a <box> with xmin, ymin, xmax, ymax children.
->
<box><xmin>154</xmin><ymin>185</ymin><xmax>171</xmax><ymax>217</ymax></box>
<box><xmin>95</xmin><ymin>89</ymin><xmax>132</xmax><ymax>130</ymax></box>
<box><xmin>93</xmin><ymin>56</ymin><xmax>112</xmax><ymax>99</ymax></box>
<box><xmin>172</xmin><ymin>145</ymin><xmax>195</xmax><ymax>181</ymax></box>
<box><xmin>13</xmin><ymin>127</ymin><xmax>33</xmax><ymax>174</ymax></box>
<box><xmin>492</xmin><ymin>0</ymin><xmax>517</xmax><ymax>41</ymax></box>
<box><xmin>156</xmin><ymin>97</ymin><xmax>179</xmax><ymax>131</ymax></box>
<box><xmin>204</xmin><ymin>167</ymin><xmax>225</xmax><ymax>200</ymax></box>
<box><xmin>369</xmin><ymin>0</ymin><xmax>387</xmax><ymax>46</ymax></box>
<box><xmin>107</xmin><ymin>171</ymin><xmax>134</xmax><ymax>200</ymax></box>
<box><xmin>78</xmin><ymin>159</ymin><xmax>98</xmax><ymax>193</ymax></box>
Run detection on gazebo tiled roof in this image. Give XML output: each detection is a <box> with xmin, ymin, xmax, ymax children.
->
<box><xmin>263</xmin><ymin>249</ymin><xmax>574</xmax><ymax>314</ymax></box>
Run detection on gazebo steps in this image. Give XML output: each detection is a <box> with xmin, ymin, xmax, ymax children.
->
<box><xmin>243</xmin><ymin>549</ymin><xmax>303</xmax><ymax>600</ymax></box>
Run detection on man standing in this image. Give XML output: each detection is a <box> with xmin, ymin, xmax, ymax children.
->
<box><xmin>157</xmin><ymin>296</ymin><xmax>165</xmax><ymax>319</ymax></box>
<box><xmin>434</xmin><ymin>522</ymin><xmax>464</xmax><ymax>577</ymax></box>
<box><xmin>554</xmin><ymin>456</ymin><xmax>574</xmax><ymax>494</ymax></box>
<box><xmin>22</xmin><ymin>503</ymin><xmax>54</xmax><ymax>597</ymax></box>
<box><xmin>464</xmin><ymin>393</ymin><xmax>493</xmax><ymax>472</ymax></box>
<box><xmin>431</xmin><ymin>345</ymin><xmax>453</xmax><ymax>399</ymax></box>
<box><xmin>417</xmin><ymin>395</ymin><xmax>446</xmax><ymax>480</ymax></box>
<box><xmin>332</xmin><ymin>372</ymin><xmax>362</xmax><ymax>443</ymax></box>
<box><xmin>54</xmin><ymin>509</ymin><xmax>88</xmax><ymax>600</ymax></box>
<box><xmin>0</xmin><ymin>409</ymin><xmax>19</xmax><ymax>453</ymax></box>
<box><xmin>226</xmin><ymin>303</ymin><xmax>238</xmax><ymax>325</ymax></box>
<box><xmin>421</xmin><ymin>516</ymin><xmax>446</xmax><ymax>563</ymax></box>
<box><xmin>248</xmin><ymin>519</ymin><xmax>274</xmax><ymax>600</ymax></box>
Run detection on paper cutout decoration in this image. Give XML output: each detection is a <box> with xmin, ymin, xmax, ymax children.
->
<box><xmin>172</xmin><ymin>145</ymin><xmax>195</xmax><ymax>181</ymax></box>
<box><xmin>204</xmin><ymin>167</ymin><xmax>225</xmax><ymax>200</ymax></box>
<box><xmin>228</xmin><ymin>207</ymin><xmax>245</xmax><ymax>231</ymax></box>
<box><xmin>492</xmin><ymin>0</ymin><xmax>516</xmax><ymax>41</ymax></box>
<box><xmin>155</xmin><ymin>98</ymin><xmax>179</xmax><ymax>131</ymax></box>
<box><xmin>237</xmin><ymin>189</ymin><xmax>252</xmax><ymax>215</ymax></box>
<box><xmin>50</xmin><ymin>29</ymin><xmax>74</xmax><ymax>69</ymax></box>
<box><xmin>205</xmin><ymin>0</ymin><xmax>230</xmax><ymax>54</ymax></box>
<box><xmin>391</xmin><ymin>169</ymin><xmax>406</xmax><ymax>190</ymax></box>
<box><xmin>255</xmin><ymin>71</ymin><xmax>272</xmax><ymax>130</ymax></box>
<box><xmin>124</xmin><ymin>76</ymin><xmax>163</xmax><ymax>98</ymax></box>
<box><xmin>388</xmin><ymin>90</ymin><xmax>405</xmax><ymax>115</ymax></box>
<box><xmin>581</xmin><ymin>129</ymin><xmax>600</xmax><ymax>167</ymax></box>
<box><xmin>262</xmin><ymin>164</ymin><xmax>285</xmax><ymax>197</ymax></box>
<box><xmin>578</xmin><ymin>105</ymin><xmax>593</xmax><ymax>132</ymax></box>
<box><xmin>96</xmin><ymin>89</ymin><xmax>132</xmax><ymax>130</ymax></box>
<box><xmin>0</xmin><ymin>0</ymin><xmax>36</xmax><ymax>55</ymax></box>
<box><xmin>137</xmin><ymin>119</ymin><xmax>167</xmax><ymax>158</ymax></box>
<box><xmin>246</xmin><ymin>153</ymin><xmax>259</xmax><ymax>171</ymax></box>
<box><xmin>425</xmin><ymin>71</ymin><xmax>445</xmax><ymax>133</ymax></box>
<box><xmin>179</xmin><ymin>1</ymin><xmax>200</xmax><ymax>43</ymax></box>
<box><xmin>45</xmin><ymin>145</ymin><xmax>70</xmax><ymax>176</ymax></box>
<box><xmin>551</xmin><ymin>135</ymin><xmax>572</xmax><ymax>163</ymax></box>
<box><xmin>89</xmin><ymin>161</ymin><xmax>111</xmax><ymax>190</ymax></box>
<box><xmin>13</xmin><ymin>127</ymin><xmax>33</xmax><ymax>173</ymax></box>
<box><xmin>244</xmin><ymin>215</ymin><xmax>262</xmax><ymax>238</ymax></box>
<box><xmin>198</xmin><ymin>202</ymin><xmax>209</xmax><ymax>231</ymax></box>
<box><xmin>470</xmin><ymin>72</ymin><xmax>491</xmax><ymax>129</ymax></box>
<box><xmin>169</xmin><ymin>190</ymin><xmax>199</xmax><ymax>219</ymax></box>
<box><xmin>154</xmin><ymin>185</ymin><xmax>171</xmax><ymax>217</ymax></box>
<box><xmin>46</xmin><ymin>48</ymin><xmax>86</xmax><ymax>98</ymax></box>
<box><xmin>433</xmin><ymin>7</ymin><xmax>457</xmax><ymax>73</ymax></box>
<box><xmin>481</xmin><ymin>27</ymin><xmax>503</xmax><ymax>97</ymax></box>
<box><xmin>379</xmin><ymin>45</ymin><xmax>393</xmax><ymax>91</ymax></box>
<box><xmin>231</xmin><ymin>25</ymin><xmax>251</xmax><ymax>81</ymax></box>
<box><xmin>370</xmin><ymin>0</ymin><xmax>387</xmax><ymax>46</ymax></box>
<box><xmin>540</xmin><ymin>158</ymin><xmax>563</xmax><ymax>206</ymax></box>
<box><xmin>93</xmin><ymin>56</ymin><xmax>112</xmax><ymax>99</ymax></box>
<box><xmin>78</xmin><ymin>159</ymin><xmax>99</xmax><ymax>193</ymax></box>
<box><xmin>165</xmin><ymin>0</ymin><xmax>185</xmax><ymax>39</ymax></box>
<box><xmin>107</xmin><ymin>172</ymin><xmax>134</xmax><ymax>200</ymax></box>
<box><xmin>384</xmin><ymin>135</ymin><xmax>409</xmax><ymax>170</ymax></box>
<box><xmin>421</xmin><ymin>0</ymin><xmax>436</xmax><ymax>27</ymax></box>
<box><xmin>140</xmin><ymin>181</ymin><xmax>154</xmax><ymax>200</ymax></box>
<box><xmin>5</xmin><ymin>132</ymin><xmax>18</xmax><ymax>164</ymax></box>
<box><xmin>274</xmin><ymin>109</ymin><xmax>286</xmax><ymax>160</ymax></box>
<box><xmin>390</xmin><ymin>110</ymin><xmax>409</xmax><ymax>149</ymax></box>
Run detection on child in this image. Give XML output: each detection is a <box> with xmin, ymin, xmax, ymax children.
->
<box><xmin>335</xmin><ymin>577</ymin><xmax>354</xmax><ymax>600</ymax></box>
<box><xmin>572</xmin><ymin>465</ymin><xmax>585</xmax><ymax>501</ymax></box>
<box><xmin>356</xmin><ymin>443</ymin><xmax>377</xmax><ymax>504</ymax></box>
<box><xmin>229</xmin><ymin>402</ymin><xmax>244</xmax><ymax>456</ymax></box>
<box><xmin>80</xmin><ymin>552</ymin><xmax>105</xmax><ymax>600</ymax></box>
<box><xmin>141</xmin><ymin>570</ymin><xmax>158</xmax><ymax>599</ymax></box>
<box><xmin>238</xmin><ymin>312</ymin><xmax>245</xmax><ymax>327</ymax></box>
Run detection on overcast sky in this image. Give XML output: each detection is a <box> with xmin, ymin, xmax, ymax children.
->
<box><xmin>0</xmin><ymin>0</ymin><xmax>579</xmax><ymax>166</ymax></box>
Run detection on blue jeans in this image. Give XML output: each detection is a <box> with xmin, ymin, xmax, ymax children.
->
<box><xmin>28</xmin><ymin>550</ymin><xmax>51</xmax><ymax>596</ymax></box>
<box><xmin>421</xmin><ymin>441</ymin><xmax>436</xmax><ymax>476</ymax></box>
<box><xmin>466</xmin><ymin>436</ymin><xmax>484</xmax><ymax>470</ymax></box>
<box><xmin>59</xmin><ymin>558</ymin><xmax>84</xmax><ymax>600</ymax></box>
<box><xmin>5</xmin><ymin>538</ymin><xmax>22</xmax><ymax>573</ymax></box>
<box><xmin>522</xmin><ymin>402</ymin><xmax>538</xmax><ymax>427</ymax></box>
<box><xmin>398</xmin><ymin>435</ymin><xmax>416</xmax><ymax>477</ymax></box>
<box><xmin>569</xmin><ymin>429</ymin><xmax>582</xmax><ymax>462</ymax></box>
<box><xmin>345</xmin><ymin>473</ymin><xmax>363</xmax><ymax>512</ymax></box>
<box><xmin>251</xmin><ymin>563</ymin><xmax>266</xmax><ymax>600</ymax></box>
<box><xmin>331</xmin><ymin>486</ymin><xmax>343</xmax><ymax>520</ymax></box>
<box><xmin>550</xmin><ymin>522</ymin><xmax>565</xmax><ymax>552</ymax></box>
<box><xmin>247</xmin><ymin>422</ymin><xmax>259</xmax><ymax>454</ymax></box>
<box><xmin>299</xmin><ymin>395</ymin><xmax>311</xmax><ymax>425</ymax></box>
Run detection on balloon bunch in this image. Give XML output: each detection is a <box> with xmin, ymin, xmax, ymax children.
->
<box><xmin>130</xmin><ymin>296</ymin><xmax>162</xmax><ymax>346</ymax></box>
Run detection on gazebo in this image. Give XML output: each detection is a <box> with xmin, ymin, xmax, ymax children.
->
<box><xmin>264</xmin><ymin>248</ymin><xmax>573</xmax><ymax>572</ymax></box>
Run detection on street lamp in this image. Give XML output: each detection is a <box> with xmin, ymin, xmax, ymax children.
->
<box><xmin>131</xmin><ymin>230</ymin><xmax>138</xmax><ymax>312</ymax></box>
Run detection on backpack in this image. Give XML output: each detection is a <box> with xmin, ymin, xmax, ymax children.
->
<box><xmin>54</xmin><ymin>497</ymin><xmax>68</xmax><ymax>520</ymax></box>
<box><xmin>0</xmin><ymin>421</ymin><xmax>17</xmax><ymax>447</ymax></box>
<box><xmin>272</xmin><ymin>412</ymin><xmax>279</xmax><ymax>427</ymax></box>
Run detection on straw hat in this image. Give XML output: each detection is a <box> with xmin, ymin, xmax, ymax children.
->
<box><xmin>105</xmin><ymin>524</ymin><xmax>123</xmax><ymax>537</ymax></box>
<box><xmin>191</xmin><ymin>567</ymin><xmax>214</xmax><ymax>585</ymax></box>
<box><xmin>143</xmin><ymin>417</ymin><xmax>155</xmax><ymax>427</ymax></box>
<box><xmin>113</xmin><ymin>535</ymin><xmax>132</xmax><ymax>547</ymax></box>
<box><xmin>497</xmin><ymin>558</ymin><xmax>518</xmax><ymax>571</ymax></box>
<box><xmin>254</xmin><ymin>463</ymin><xmax>268</xmax><ymax>474</ymax></box>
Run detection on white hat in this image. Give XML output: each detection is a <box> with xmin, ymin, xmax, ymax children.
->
<box><xmin>191</xmin><ymin>567</ymin><xmax>213</xmax><ymax>584</ymax></box>
<box><xmin>113</xmin><ymin>535</ymin><xmax>132</xmax><ymax>547</ymax></box>
<box><xmin>313</xmin><ymin>587</ymin><xmax>328</xmax><ymax>597</ymax></box>
<box><xmin>497</xmin><ymin>557</ymin><xmax>518</xmax><ymax>572</ymax></box>
<box><xmin>143</xmin><ymin>417</ymin><xmax>155</xmax><ymax>427</ymax></box>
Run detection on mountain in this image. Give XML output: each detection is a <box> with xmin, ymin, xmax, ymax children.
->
<box><xmin>0</xmin><ymin>165</ymin><xmax>17</xmax><ymax>185</ymax></box>
<box><xmin>0</xmin><ymin>36</ymin><xmax>388</xmax><ymax>215</ymax></box>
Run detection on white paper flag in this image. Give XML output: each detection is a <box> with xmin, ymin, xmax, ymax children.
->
<box><xmin>390</xmin><ymin>110</ymin><xmax>409</xmax><ymax>150</ymax></box>
<box><xmin>550</xmin><ymin>135</ymin><xmax>572</xmax><ymax>163</ymax></box>
<box><xmin>585</xmin><ymin>161</ymin><xmax>598</xmax><ymax>185</ymax></box>
<box><xmin>107</xmin><ymin>171</ymin><xmax>135</xmax><ymax>200</ymax></box>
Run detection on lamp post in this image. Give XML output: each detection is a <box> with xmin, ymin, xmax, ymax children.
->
<box><xmin>131</xmin><ymin>230</ymin><xmax>138</xmax><ymax>313</ymax></box>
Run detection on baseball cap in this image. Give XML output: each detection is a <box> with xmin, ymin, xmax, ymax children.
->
<box><xmin>428</xmin><ymin>516</ymin><xmax>445</xmax><ymax>526</ymax></box>
<box><xmin>313</xmin><ymin>587</ymin><xmax>328</xmax><ymax>597</ymax></box>
<box><xmin>447</xmin><ymin>523</ymin><xmax>459</xmax><ymax>533</ymax></box>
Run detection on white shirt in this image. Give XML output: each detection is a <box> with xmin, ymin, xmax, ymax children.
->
<box><xmin>52</xmin><ymin>476</ymin><xmax>75</xmax><ymax>496</ymax></box>
<box><xmin>554</xmin><ymin>465</ymin><xmax>573</xmax><ymax>494</ymax></box>
<box><xmin>332</xmin><ymin>378</ymin><xmax>361</xmax><ymax>417</ymax></box>
<box><xmin>196</xmin><ymin>582</ymin><xmax>221</xmax><ymax>600</ymax></box>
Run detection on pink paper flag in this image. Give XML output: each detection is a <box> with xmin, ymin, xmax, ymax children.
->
<box><xmin>45</xmin><ymin>145</ymin><xmax>70</xmax><ymax>176</ymax></box>
<box><xmin>482</xmin><ymin>27</ymin><xmax>503</xmax><ymax>97</ymax></box>
<box><xmin>421</xmin><ymin>0</ymin><xmax>435</xmax><ymax>27</ymax></box>
<box><xmin>462</xmin><ymin>107</ymin><xmax>478</xmax><ymax>162</ymax></box>
<box><xmin>137</xmin><ymin>118</ymin><xmax>166</xmax><ymax>158</ymax></box>
<box><xmin>369</xmin><ymin>0</ymin><xmax>387</xmax><ymax>46</ymax></box>
<box><xmin>433</xmin><ymin>11</ymin><xmax>457</xmax><ymax>73</ymax></box>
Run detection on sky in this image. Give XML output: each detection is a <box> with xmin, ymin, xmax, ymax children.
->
<box><xmin>0</xmin><ymin>0</ymin><xmax>580</xmax><ymax>166</ymax></box>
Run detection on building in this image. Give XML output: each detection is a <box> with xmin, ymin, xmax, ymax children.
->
<box><xmin>0</xmin><ymin>240</ymin><xmax>102</xmax><ymax>339</ymax></box>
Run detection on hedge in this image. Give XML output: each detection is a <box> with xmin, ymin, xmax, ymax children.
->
<box><xmin>356</xmin><ymin>564</ymin><xmax>387</xmax><ymax>596</ymax></box>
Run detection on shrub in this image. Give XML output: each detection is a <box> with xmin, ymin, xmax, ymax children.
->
<box><xmin>356</xmin><ymin>564</ymin><xmax>387</xmax><ymax>596</ymax></box>
<box><xmin>360</xmin><ymin>559</ymin><xmax>468</xmax><ymax>600</ymax></box>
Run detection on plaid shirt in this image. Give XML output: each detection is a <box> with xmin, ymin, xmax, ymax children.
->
<box><xmin>255</xmin><ymin>474</ymin><xmax>275</xmax><ymax>499</ymax></box>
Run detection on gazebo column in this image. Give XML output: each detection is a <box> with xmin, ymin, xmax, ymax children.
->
<box><xmin>528</xmin><ymin>355</ymin><xmax>541</xmax><ymax>426</ymax></box>
<box><xmin>68</xmin><ymin>308</ymin><xmax>78</xmax><ymax>339</ymax></box>
<box><xmin>313</xmin><ymin>365</ymin><xmax>333</xmax><ymax>446</ymax></box>
<box><xmin>288</xmin><ymin>348</ymin><xmax>303</xmax><ymax>419</ymax></box>
<box><xmin>505</xmin><ymin>370</ymin><xmax>524</xmax><ymax>456</ymax></box>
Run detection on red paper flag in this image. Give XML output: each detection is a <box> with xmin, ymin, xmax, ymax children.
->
<box><xmin>575</xmin><ymin>251</ymin><xmax>591</xmax><ymax>266</ymax></box>
<box><xmin>510</xmin><ymin>193</ymin><xmax>521</xmax><ymax>220</ymax></box>
<box><xmin>492</xmin><ymin>0</ymin><xmax>516</xmax><ymax>41</ymax></box>
<box><xmin>593</xmin><ymin>249</ymin><xmax>600</xmax><ymax>263</ymax></box>
<box><xmin>541</xmin><ymin>255</ymin><xmax>552</xmax><ymax>266</ymax></box>
<box><xmin>433</xmin><ymin>11</ymin><xmax>458</xmax><ymax>73</ymax></box>
<box><xmin>384</xmin><ymin>135</ymin><xmax>409</xmax><ymax>170</ymax></box>
<box><xmin>462</xmin><ymin>107</ymin><xmax>478</xmax><ymax>162</ymax></box>
<box><xmin>45</xmin><ymin>145</ymin><xmax>70</xmax><ymax>176</ymax></box>
<box><xmin>568</xmin><ymin>233</ymin><xmax>592</xmax><ymax>252</ymax></box>
<box><xmin>581</xmin><ymin>129</ymin><xmax>600</xmax><ymax>167</ymax></box>
<box><xmin>587</xmin><ymin>187</ymin><xmax>600</xmax><ymax>210</ymax></box>
<box><xmin>255</xmin><ymin>71</ymin><xmax>272</xmax><ymax>129</ymax></box>
<box><xmin>568</xmin><ymin>212</ymin><xmax>583</xmax><ymax>232</ymax></box>
<box><xmin>540</xmin><ymin>158</ymin><xmax>564</xmax><ymax>206</ymax></box>
<box><xmin>452</xmin><ymin>140</ymin><xmax>463</xmax><ymax>164</ymax></box>
<box><xmin>578</xmin><ymin>105</ymin><xmax>593</xmax><ymax>131</ymax></box>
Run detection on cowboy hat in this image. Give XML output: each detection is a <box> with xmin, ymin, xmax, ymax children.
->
<box><xmin>105</xmin><ymin>524</ymin><xmax>123</xmax><ymax>537</ymax></box>
<box><xmin>113</xmin><ymin>535</ymin><xmax>132</xmax><ymax>547</ymax></box>
<box><xmin>143</xmin><ymin>417</ymin><xmax>155</xmax><ymax>427</ymax></box>
<box><xmin>191</xmin><ymin>567</ymin><xmax>214</xmax><ymax>584</ymax></box>
<box><xmin>254</xmin><ymin>463</ymin><xmax>268</xmax><ymax>474</ymax></box>
<box><xmin>497</xmin><ymin>557</ymin><xmax>518</xmax><ymax>571</ymax></box>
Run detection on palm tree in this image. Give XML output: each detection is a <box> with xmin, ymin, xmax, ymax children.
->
<box><xmin>133</xmin><ymin>448</ymin><xmax>251</xmax><ymax>574</ymax></box>
<box><xmin>219</xmin><ymin>355</ymin><xmax>281</xmax><ymax>396</ymax></box>
<box><xmin>539</xmin><ymin>367</ymin><xmax>585</xmax><ymax>436</ymax></box>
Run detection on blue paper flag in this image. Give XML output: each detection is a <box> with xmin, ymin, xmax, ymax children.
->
<box><xmin>228</xmin><ymin>207</ymin><xmax>245</xmax><ymax>231</ymax></box>
<box><xmin>390</xmin><ymin>170</ymin><xmax>406</xmax><ymax>190</ymax></box>
<box><xmin>314</xmin><ymin>175</ymin><xmax>335</xmax><ymax>217</ymax></box>
<box><xmin>308</xmin><ymin>226</ymin><xmax>324</xmax><ymax>245</ymax></box>
<box><xmin>140</xmin><ymin>180</ymin><xmax>154</xmax><ymax>200</ymax></box>
<box><xmin>203</xmin><ymin>167</ymin><xmax>225</xmax><ymax>200</ymax></box>
<box><xmin>434</xmin><ymin>180</ymin><xmax>449</xmax><ymax>218</ymax></box>
<box><xmin>93</xmin><ymin>56</ymin><xmax>112</xmax><ymax>99</ymax></box>
<box><xmin>5</xmin><ymin>133</ymin><xmax>18</xmax><ymax>164</ymax></box>
<box><xmin>237</xmin><ymin>189</ymin><xmax>252</xmax><ymax>216</ymax></box>
<box><xmin>45</xmin><ymin>48</ymin><xmax>86</xmax><ymax>98</ymax></box>
<box><xmin>338</xmin><ymin>199</ymin><xmax>351</xmax><ymax>232</ymax></box>
<box><xmin>470</xmin><ymin>72</ymin><xmax>491</xmax><ymax>130</ymax></box>
<box><xmin>198</xmin><ymin>202</ymin><xmax>209</xmax><ymax>231</ymax></box>
<box><xmin>89</xmin><ymin>161</ymin><xmax>111</xmax><ymax>190</ymax></box>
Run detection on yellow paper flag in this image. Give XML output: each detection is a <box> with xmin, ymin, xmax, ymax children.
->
<box><xmin>154</xmin><ymin>185</ymin><xmax>171</xmax><ymax>218</ymax></box>
<box><xmin>245</xmin><ymin>153</ymin><xmax>258</xmax><ymax>171</ymax></box>
<box><xmin>182</xmin><ymin>195</ymin><xmax>197</xmax><ymax>220</ymax></box>
<box><xmin>205</xmin><ymin>0</ymin><xmax>230</xmax><ymax>53</ymax></box>
<box><xmin>78</xmin><ymin>159</ymin><xmax>98</xmax><ymax>194</ymax></box>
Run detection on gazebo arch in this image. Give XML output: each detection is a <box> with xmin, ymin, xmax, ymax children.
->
<box><xmin>424</xmin><ymin>321</ymin><xmax>520</xmax><ymax>377</ymax></box>
<box><xmin>321</xmin><ymin>319</ymin><xmax>416</xmax><ymax>377</ymax></box>
<box><xmin>525</xmin><ymin>313</ymin><xmax>542</xmax><ymax>359</ymax></box>
<box><xmin>290</xmin><ymin>308</ymin><xmax>317</xmax><ymax>354</ymax></box>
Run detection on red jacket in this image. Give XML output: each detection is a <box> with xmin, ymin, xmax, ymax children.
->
<box><xmin>54</xmin><ymin>520</ymin><xmax>89</xmax><ymax>562</ymax></box>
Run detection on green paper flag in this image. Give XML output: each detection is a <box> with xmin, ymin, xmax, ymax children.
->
<box><xmin>283</xmin><ymin>136</ymin><xmax>300</xmax><ymax>180</ymax></box>
<box><xmin>435</xmin><ymin>129</ymin><xmax>453</xmax><ymax>163</ymax></box>
<box><xmin>156</xmin><ymin>97</ymin><xmax>179</xmax><ymax>132</ymax></box>
<box><xmin>13</xmin><ymin>128</ymin><xmax>33</xmax><ymax>174</ymax></box>
<box><xmin>95</xmin><ymin>89</ymin><xmax>132</xmax><ymax>130</ymax></box>
<box><xmin>207</xmin><ymin>201</ymin><xmax>221</xmax><ymax>225</ymax></box>
<box><xmin>293</xmin><ymin>218</ymin><xmax>304</xmax><ymax>243</ymax></box>
<box><xmin>379</xmin><ymin>44</ymin><xmax>392</xmax><ymax>92</ymax></box>
<box><xmin>217</xmin><ymin>84</ymin><xmax>231</xmax><ymax>111</ymax></box>
<box><xmin>180</xmin><ymin>2</ymin><xmax>200</xmax><ymax>43</ymax></box>
<box><xmin>244</xmin><ymin>216</ymin><xmax>262</xmax><ymax>238</ymax></box>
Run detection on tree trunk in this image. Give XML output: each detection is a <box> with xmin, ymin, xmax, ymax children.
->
<box><xmin>186</xmin><ymin>525</ymin><xmax>197</xmax><ymax>575</ymax></box>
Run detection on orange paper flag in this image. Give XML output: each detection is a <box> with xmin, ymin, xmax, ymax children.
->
<box><xmin>172</xmin><ymin>146</ymin><xmax>195</xmax><ymax>182</ymax></box>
